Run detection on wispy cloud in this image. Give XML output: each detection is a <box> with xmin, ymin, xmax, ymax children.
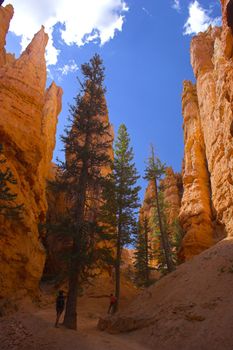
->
<box><xmin>172</xmin><ymin>0</ymin><xmax>181</xmax><ymax>12</ymax></box>
<box><xmin>8</xmin><ymin>0</ymin><xmax>129</xmax><ymax>66</ymax></box>
<box><xmin>57</xmin><ymin>60</ymin><xmax>79</xmax><ymax>76</ymax></box>
<box><xmin>183</xmin><ymin>1</ymin><xmax>221</xmax><ymax>35</ymax></box>
<box><xmin>142</xmin><ymin>7</ymin><xmax>151</xmax><ymax>17</ymax></box>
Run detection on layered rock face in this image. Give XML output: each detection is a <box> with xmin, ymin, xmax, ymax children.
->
<box><xmin>0</xmin><ymin>5</ymin><xmax>13</xmax><ymax>66</ymax></box>
<box><xmin>180</xmin><ymin>0</ymin><xmax>233</xmax><ymax>259</ymax></box>
<box><xmin>0</xmin><ymin>4</ymin><xmax>62</xmax><ymax>299</ymax></box>
<box><xmin>179</xmin><ymin>82</ymin><xmax>215</xmax><ymax>260</ymax></box>
<box><xmin>161</xmin><ymin>167</ymin><xmax>182</xmax><ymax>227</ymax></box>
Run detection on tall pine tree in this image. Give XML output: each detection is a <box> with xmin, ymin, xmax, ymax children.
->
<box><xmin>144</xmin><ymin>146</ymin><xmax>175</xmax><ymax>273</ymax></box>
<box><xmin>134</xmin><ymin>216</ymin><xmax>150</xmax><ymax>286</ymax></box>
<box><xmin>53</xmin><ymin>54</ymin><xmax>113</xmax><ymax>330</ymax></box>
<box><xmin>101</xmin><ymin>124</ymin><xmax>141</xmax><ymax>311</ymax></box>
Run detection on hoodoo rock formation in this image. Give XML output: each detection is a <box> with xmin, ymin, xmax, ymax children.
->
<box><xmin>0</xmin><ymin>4</ymin><xmax>62</xmax><ymax>299</ymax></box>
<box><xmin>0</xmin><ymin>4</ymin><xmax>13</xmax><ymax>66</ymax></box>
<box><xmin>179</xmin><ymin>82</ymin><xmax>215</xmax><ymax>260</ymax></box>
<box><xmin>160</xmin><ymin>167</ymin><xmax>182</xmax><ymax>227</ymax></box>
<box><xmin>180</xmin><ymin>0</ymin><xmax>233</xmax><ymax>259</ymax></box>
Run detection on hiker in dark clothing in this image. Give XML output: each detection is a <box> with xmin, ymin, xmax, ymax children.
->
<box><xmin>55</xmin><ymin>290</ymin><xmax>65</xmax><ymax>327</ymax></box>
<box><xmin>107</xmin><ymin>294</ymin><xmax>117</xmax><ymax>314</ymax></box>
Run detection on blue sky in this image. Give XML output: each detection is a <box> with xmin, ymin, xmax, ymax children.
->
<box><xmin>5</xmin><ymin>0</ymin><xmax>221</xmax><ymax>198</ymax></box>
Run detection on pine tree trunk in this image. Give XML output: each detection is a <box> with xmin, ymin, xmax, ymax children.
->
<box><xmin>154</xmin><ymin>178</ymin><xmax>175</xmax><ymax>273</ymax></box>
<box><xmin>63</xmin><ymin>246</ymin><xmax>80</xmax><ymax>329</ymax></box>
<box><xmin>114</xmin><ymin>224</ymin><xmax>121</xmax><ymax>312</ymax></box>
<box><xmin>144</xmin><ymin>224</ymin><xmax>149</xmax><ymax>285</ymax></box>
<box><xmin>63</xmin><ymin>164</ymin><xmax>88</xmax><ymax>329</ymax></box>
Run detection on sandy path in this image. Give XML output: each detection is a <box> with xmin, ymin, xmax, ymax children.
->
<box><xmin>0</xmin><ymin>302</ymin><xmax>148</xmax><ymax>350</ymax></box>
<box><xmin>34</xmin><ymin>307</ymin><xmax>147</xmax><ymax>350</ymax></box>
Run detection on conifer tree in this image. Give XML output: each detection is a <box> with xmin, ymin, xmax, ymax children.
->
<box><xmin>157</xmin><ymin>181</ymin><xmax>184</xmax><ymax>267</ymax></box>
<box><xmin>0</xmin><ymin>144</ymin><xmax>23</xmax><ymax>218</ymax></box>
<box><xmin>134</xmin><ymin>217</ymin><xmax>150</xmax><ymax>286</ymax></box>
<box><xmin>101</xmin><ymin>124</ymin><xmax>141</xmax><ymax>311</ymax></box>
<box><xmin>170</xmin><ymin>218</ymin><xmax>184</xmax><ymax>264</ymax></box>
<box><xmin>53</xmin><ymin>54</ymin><xmax>113</xmax><ymax>330</ymax></box>
<box><xmin>144</xmin><ymin>146</ymin><xmax>175</xmax><ymax>273</ymax></box>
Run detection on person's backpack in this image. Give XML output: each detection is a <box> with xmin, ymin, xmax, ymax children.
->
<box><xmin>110</xmin><ymin>295</ymin><xmax>117</xmax><ymax>304</ymax></box>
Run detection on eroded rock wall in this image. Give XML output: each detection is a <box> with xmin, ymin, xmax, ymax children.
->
<box><xmin>161</xmin><ymin>167</ymin><xmax>182</xmax><ymax>227</ymax></box>
<box><xmin>181</xmin><ymin>0</ymin><xmax>233</xmax><ymax>259</ymax></box>
<box><xmin>0</xmin><ymin>5</ymin><xmax>62</xmax><ymax>299</ymax></box>
<box><xmin>0</xmin><ymin>5</ymin><xmax>13</xmax><ymax>66</ymax></box>
<box><xmin>180</xmin><ymin>82</ymin><xmax>214</xmax><ymax>260</ymax></box>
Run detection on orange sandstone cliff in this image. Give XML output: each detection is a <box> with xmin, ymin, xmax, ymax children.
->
<box><xmin>0</xmin><ymin>4</ymin><xmax>13</xmax><ymax>66</ymax></box>
<box><xmin>179</xmin><ymin>81</ymin><xmax>215</xmax><ymax>259</ymax></box>
<box><xmin>180</xmin><ymin>0</ymin><xmax>233</xmax><ymax>259</ymax></box>
<box><xmin>161</xmin><ymin>167</ymin><xmax>182</xmax><ymax>227</ymax></box>
<box><xmin>0</xmin><ymin>4</ymin><xmax>62</xmax><ymax>299</ymax></box>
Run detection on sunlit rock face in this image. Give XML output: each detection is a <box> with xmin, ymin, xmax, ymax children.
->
<box><xmin>0</xmin><ymin>4</ymin><xmax>62</xmax><ymax>299</ymax></box>
<box><xmin>160</xmin><ymin>167</ymin><xmax>182</xmax><ymax>227</ymax></box>
<box><xmin>0</xmin><ymin>4</ymin><xmax>13</xmax><ymax>66</ymax></box>
<box><xmin>180</xmin><ymin>0</ymin><xmax>233</xmax><ymax>259</ymax></box>
<box><xmin>180</xmin><ymin>82</ymin><xmax>215</xmax><ymax>260</ymax></box>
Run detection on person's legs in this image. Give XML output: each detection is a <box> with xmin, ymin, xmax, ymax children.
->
<box><xmin>107</xmin><ymin>304</ymin><xmax>112</xmax><ymax>314</ymax></box>
<box><xmin>55</xmin><ymin>310</ymin><xmax>62</xmax><ymax>327</ymax></box>
<box><xmin>111</xmin><ymin>303</ymin><xmax>116</xmax><ymax>315</ymax></box>
<box><xmin>108</xmin><ymin>303</ymin><xmax>115</xmax><ymax>315</ymax></box>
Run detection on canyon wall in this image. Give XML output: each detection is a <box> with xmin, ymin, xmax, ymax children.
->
<box><xmin>0</xmin><ymin>4</ymin><xmax>62</xmax><ymax>299</ymax></box>
<box><xmin>160</xmin><ymin>167</ymin><xmax>182</xmax><ymax>227</ymax></box>
<box><xmin>180</xmin><ymin>0</ymin><xmax>233</xmax><ymax>259</ymax></box>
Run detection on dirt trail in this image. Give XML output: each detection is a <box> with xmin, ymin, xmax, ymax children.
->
<box><xmin>4</xmin><ymin>305</ymin><xmax>147</xmax><ymax>350</ymax></box>
<box><xmin>0</xmin><ymin>282</ymin><xmax>147</xmax><ymax>350</ymax></box>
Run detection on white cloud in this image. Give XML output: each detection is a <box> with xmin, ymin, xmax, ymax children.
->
<box><xmin>184</xmin><ymin>1</ymin><xmax>221</xmax><ymax>35</ymax></box>
<box><xmin>57</xmin><ymin>60</ymin><xmax>79</xmax><ymax>76</ymax></box>
<box><xmin>7</xmin><ymin>0</ymin><xmax>129</xmax><ymax>66</ymax></box>
<box><xmin>172</xmin><ymin>0</ymin><xmax>180</xmax><ymax>12</ymax></box>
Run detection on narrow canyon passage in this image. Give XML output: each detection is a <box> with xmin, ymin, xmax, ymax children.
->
<box><xmin>2</xmin><ymin>2</ymin><xmax>233</xmax><ymax>350</ymax></box>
